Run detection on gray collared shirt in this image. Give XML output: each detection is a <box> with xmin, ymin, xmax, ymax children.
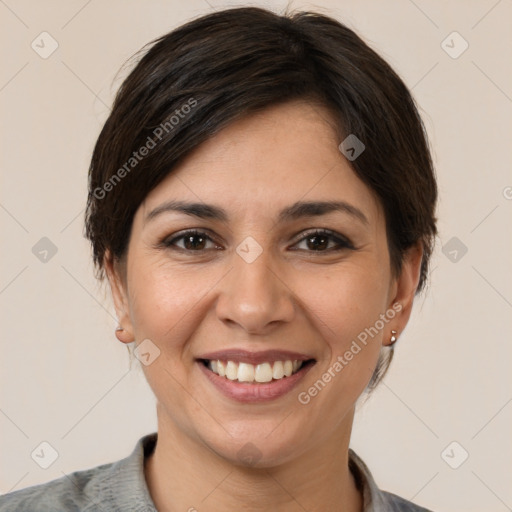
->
<box><xmin>0</xmin><ymin>432</ymin><xmax>434</xmax><ymax>511</ymax></box>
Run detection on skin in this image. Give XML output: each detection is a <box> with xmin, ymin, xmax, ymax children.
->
<box><xmin>105</xmin><ymin>99</ymin><xmax>422</xmax><ymax>512</ymax></box>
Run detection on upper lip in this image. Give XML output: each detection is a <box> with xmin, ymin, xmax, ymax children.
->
<box><xmin>197</xmin><ymin>349</ymin><xmax>315</xmax><ymax>365</ymax></box>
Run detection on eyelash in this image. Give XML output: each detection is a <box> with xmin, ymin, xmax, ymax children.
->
<box><xmin>162</xmin><ymin>228</ymin><xmax>355</xmax><ymax>254</ymax></box>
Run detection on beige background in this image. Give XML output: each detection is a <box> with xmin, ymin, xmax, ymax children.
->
<box><xmin>1</xmin><ymin>1</ymin><xmax>511</xmax><ymax>510</ymax></box>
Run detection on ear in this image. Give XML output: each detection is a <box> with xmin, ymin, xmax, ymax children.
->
<box><xmin>384</xmin><ymin>242</ymin><xmax>423</xmax><ymax>347</ymax></box>
<box><xmin>104</xmin><ymin>250</ymin><xmax>134</xmax><ymax>344</ymax></box>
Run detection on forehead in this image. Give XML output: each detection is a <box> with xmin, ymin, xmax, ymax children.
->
<box><xmin>138</xmin><ymin>100</ymin><xmax>382</xmax><ymax>226</ymax></box>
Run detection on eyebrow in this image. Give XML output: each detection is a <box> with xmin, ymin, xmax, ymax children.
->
<box><xmin>145</xmin><ymin>199</ymin><xmax>369</xmax><ymax>226</ymax></box>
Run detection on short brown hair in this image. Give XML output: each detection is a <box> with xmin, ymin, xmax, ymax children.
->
<box><xmin>84</xmin><ymin>7</ymin><xmax>437</xmax><ymax>390</ymax></box>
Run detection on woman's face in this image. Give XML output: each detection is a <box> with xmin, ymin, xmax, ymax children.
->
<box><xmin>108</xmin><ymin>100</ymin><xmax>419</xmax><ymax>467</ymax></box>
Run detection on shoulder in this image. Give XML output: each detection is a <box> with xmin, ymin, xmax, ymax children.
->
<box><xmin>0</xmin><ymin>432</ymin><xmax>158</xmax><ymax>512</ymax></box>
<box><xmin>380</xmin><ymin>490</ymin><xmax>435</xmax><ymax>512</ymax></box>
<box><xmin>0</xmin><ymin>461</ymin><xmax>115</xmax><ymax>512</ymax></box>
<box><xmin>348</xmin><ymin>448</ymin><xmax>435</xmax><ymax>512</ymax></box>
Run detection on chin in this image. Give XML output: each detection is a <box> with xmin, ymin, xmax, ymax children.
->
<box><xmin>203</xmin><ymin>425</ymin><xmax>307</xmax><ymax>469</ymax></box>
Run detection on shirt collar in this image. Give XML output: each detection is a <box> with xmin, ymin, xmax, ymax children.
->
<box><xmin>348</xmin><ymin>448</ymin><xmax>393</xmax><ymax>511</ymax></box>
<box><xmin>102</xmin><ymin>432</ymin><xmax>158</xmax><ymax>511</ymax></box>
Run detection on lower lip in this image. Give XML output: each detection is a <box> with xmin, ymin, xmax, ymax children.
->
<box><xmin>197</xmin><ymin>361</ymin><xmax>315</xmax><ymax>403</ymax></box>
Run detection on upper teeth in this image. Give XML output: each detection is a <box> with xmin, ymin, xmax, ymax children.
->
<box><xmin>207</xmin><ymin>359</ymin><xmax>304</xmax><ymax>383</ymax></box>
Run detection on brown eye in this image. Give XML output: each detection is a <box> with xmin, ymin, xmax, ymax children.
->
<box><xmin>292</xmin><ymin>229</ymin><xmax>354</xmax><ymax>252</ymax></box>
<box><xmin>164</xmin><ymin>230</ymin><xmax>221</xmax><ymax>251</ymax></box>
<box><xmin>182</xmin><ymin>233</ymin><xmax>208</xmax><ymax>250</ymax></box>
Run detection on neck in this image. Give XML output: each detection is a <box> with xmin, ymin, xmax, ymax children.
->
<box><xmin>144</xmin><ymin>406</ymin><xmax>362</xmax><ymax>512</ymax></box>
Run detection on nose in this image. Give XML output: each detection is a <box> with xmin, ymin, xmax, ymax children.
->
<box><xmin>215</xmin><ymin>244</ymin><xmax>295</xmax><ymax>335</ymax></box>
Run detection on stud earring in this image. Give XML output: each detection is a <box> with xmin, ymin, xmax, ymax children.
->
<box><xmin>389</xmin><ymin>330</ymin><xmax>398</xmax><ymax>346</ymax></box>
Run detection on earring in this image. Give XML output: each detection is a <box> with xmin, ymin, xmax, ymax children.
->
<box><xmin>115</xmin><ymin>326</ymin><xmax>124</xmax><ymax>332</ymax></box>
<box><xmin>389</xmin><ymin>330</ymin><xmax>398</xmax><ymax>346</ymax></box>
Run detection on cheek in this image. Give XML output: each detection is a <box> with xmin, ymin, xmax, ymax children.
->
<box><xmin>127</xmin><ymin>259</ymin><xmax>215</xmax><ymax>350</ymax></box>
<box><xmin>298</xmin><ymin>262</ymin><xmax>388</xmax><ymax>340</ymax></box>
<box><xmin>295</xmin><ymin>262</ymin><xmax>388</xmax><ymax>389</ymax></box>
<box><xmin>125</xmin><ymin>261</ymin><xmax>217</xmax><ymax>408</ymax></box>
<box><xmin>292</xmin><ymin>272</ymin><xmax>386</xmax><ymax>420</ymax></box>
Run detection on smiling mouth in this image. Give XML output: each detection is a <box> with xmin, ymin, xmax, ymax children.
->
<box><xmin>199</xmin><ymin>358</ymin><xmax>316</xmax><ymax>384</ymax></box>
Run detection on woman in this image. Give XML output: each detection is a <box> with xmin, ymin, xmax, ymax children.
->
<box><xmin>0</xmin><ymin>6</ymin><xmax>437</xmax><ymax>511</ymax></box>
